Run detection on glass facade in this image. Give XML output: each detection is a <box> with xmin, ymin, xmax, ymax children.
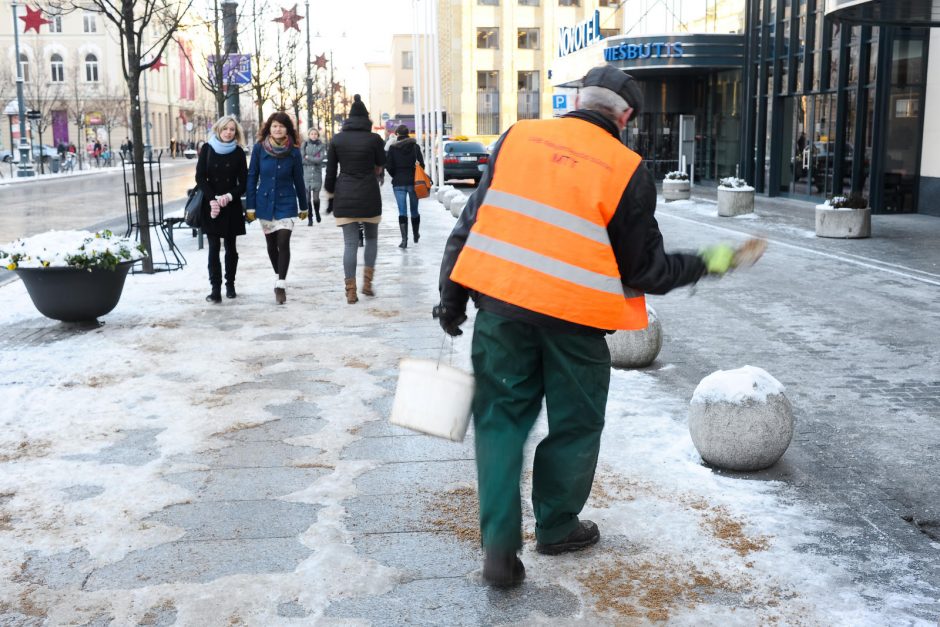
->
<box><xmin>743</xmin><ymin>0</ymin><xmax>928</xmax><ymax>212</ymax></box>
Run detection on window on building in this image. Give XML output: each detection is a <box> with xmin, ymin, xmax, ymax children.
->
<box><xmin>518</xmin><ymin>28</ymin><xmax>540</xmax><ymax>49</ymax></box>
<box><xmin>85</xmin><ymin>54</ymin><xmax>99</xmax><ymax>82</ymax></box>
<box><xmin>599</xmin><ymin>0</ymin><xmax>619</xmax><ymax>6</ymax></box>
<box><xmin>402</xmin><ymin>51</ymin><xmax>413</xmax><ymax>70</ymax></box>
<box><xmin>518</xmin><ymin>0</ymin><xmax>539</xmax><ymax>5</ymax></box>
<box><xmin>559</xmin><ymin>0</ymin><xmax>580</xmax><ymax>6</ymax></box>
<box><xmin>600</xmin><ymin>28</ymin><xmax>619</xmax><ymax>39</ymax></box>
<box><xmin>48</xmin><ymin>14</ymin><xmax>63</xmax><ymax>33</ymax></box>
<box><xmin>477</xmin><ymin>71</ymin><xmax>500</xmax><ymax>135</ymax></box>
<box><xmin>518</xmin><ymin>71</ymin><xmax>540</xmax><ymax>120</ymax></box>
<box><xmin>17</xmin><ymin>54</ymin><xmax>29</xmax><ymax>82</ymax></box>
<box><xmin>402</xmin><ymin>86</ymin><xmax>414</xmax><ymax>104</ymax></box>
<box><xmin>478</xmin><ymin>0</ymin><xmax>499</xmax><ymax>5</ymax></box>
<box><xmin>477</xmin><ymin>28</ymin><xmax>499</xmax><ymax>49</ymax></box>
<box><xmin>50</xmin><ymin>54</ymin><xmax>64</xmax><ymax>83</ymax></box>
<box><xmin>83</xmin><ymin>12</ymin><xmax>96</xmax><ymax>33</ymax></box>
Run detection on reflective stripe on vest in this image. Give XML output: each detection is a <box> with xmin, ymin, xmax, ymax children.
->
<box><xmin>450</xmin><ymin>117</ymin><xmax>648</xmax><ymax>330</ymax></box>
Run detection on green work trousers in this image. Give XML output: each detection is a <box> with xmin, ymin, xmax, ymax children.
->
<box><xmin>470</xmin><ymin>310</ymin><xmax>611</xmax><ymax>552</ymax></box>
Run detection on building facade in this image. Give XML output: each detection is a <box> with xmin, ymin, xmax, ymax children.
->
<box><xmin>438</xmin><ymin>0</ymin><xmax>624</xmax><ymax>141</ymax></box>
<box><xmin>547</xmin><ymin>0</ymin><xmax>938</xmax><ymax>216</ymax></box>
<box><xmin>0</xmin><ymin>5</ymin><xmax>209</xmax><ymax>161</ymax></box>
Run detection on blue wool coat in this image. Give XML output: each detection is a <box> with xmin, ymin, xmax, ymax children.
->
<box><xmin>245</xmin><ymin>143</ymin><xmax>307</xmax><ymax>220</ymax></box>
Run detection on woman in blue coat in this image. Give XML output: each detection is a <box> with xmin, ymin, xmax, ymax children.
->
<box><xmin>245</xmin><ymin>112</ymin><xmax>308</xmax><ymax>305</ymax></box>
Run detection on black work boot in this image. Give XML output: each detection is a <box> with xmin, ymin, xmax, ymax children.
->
<box><xmin>206</xmin><ymin>285</ymin><xmax>222</xmax><ymax>303</ymax></box>
<box><xmin>398</xmin><ymin>216</ymin><xmax>408</xmax><ymax>249</ymax></box>
<box><xmin>535</xmin><ymin>520</ymin><xmax>599</xmax><ymax>555</ymax></box>
<box><xmin>482</xmin><ymin>549</ymin><xmax>526</xmax><ymax>588</ymax></box>
<box><xmin>411</xmin><ymin>216</ymin><xmax>421</xmax><ymax>243</ymax></box>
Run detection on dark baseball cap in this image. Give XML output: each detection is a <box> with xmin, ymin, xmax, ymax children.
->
<box><xmin>581</xmin><ymin>64</ymin><xmax>643</xmax><ymax>120</ymax></box>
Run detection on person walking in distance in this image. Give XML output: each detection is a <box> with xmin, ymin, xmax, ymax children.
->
<box><xmin>324</xmin><ymin>94</ymin><xmax>386</xmax><ymax>304</ymax></box>
<box><xmin>196</xmin><ymin>115</ymin><xmax>248</xmax><ymax>302</ymax></box>
<box><xmin>435</xmin><ymin>64</ymin><xmax>738</xmax><ymax>587</ymax></box>
<box><xmin>301</xmin><ymin>128</ymin><xmax>326</xmax><ymax>225</ymax></box>
<box><xmin>385</xmin><ymin>124</ymin><xmax>425</xmax><ymax>248</ymax></box>
<box><xmin>245</xmin><ymin>111</ymin><xmax>308</xmax><ymax>305</ymax></box>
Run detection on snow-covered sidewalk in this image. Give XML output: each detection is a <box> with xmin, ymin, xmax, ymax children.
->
<box><xmin>0</xmin><ymin>190</ymin><xmax>937</xmax><ymax>625</ymax></box>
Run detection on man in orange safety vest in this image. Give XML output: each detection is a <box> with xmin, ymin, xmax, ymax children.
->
<box><xmin>435</xmin><ymin>64</ymin><xmax>737</xmax><ymax>587</ymax></box>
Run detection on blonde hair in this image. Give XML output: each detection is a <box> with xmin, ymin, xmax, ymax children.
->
<box><xmin>211</xmin><ymin>115</ymin><xmax>245</xmax><ymax>145</ymax></box>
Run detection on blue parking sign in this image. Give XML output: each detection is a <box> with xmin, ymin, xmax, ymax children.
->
<box><xmin>553</xmin><ymin>94</ymin><xmax>567</xmax><ymax>109</ymax></box>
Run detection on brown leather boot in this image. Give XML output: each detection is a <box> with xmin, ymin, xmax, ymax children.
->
<box><xmin>362</xmin><ymin>267</ymin><xmax>375</xmax><ymax>296</ymax></box>
<box><xmin>344</xmin><ymin>278</ymin><xmax>358</xmax><ymax>304</ymax></box>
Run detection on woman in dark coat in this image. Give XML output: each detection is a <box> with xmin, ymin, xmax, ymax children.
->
<box><xmin>385</xmin><ymin>124</ymin><xmax>425</xmax><ymax>248</ymax></box>
<box><xmin>324</xmin><ymin>94</ymin><xmax>386</xmax><ymax>304</ymax></box>
<box><xmin>245</xmin><ymin>111</ymin><xmax>308</xmax><ymax>305</ymax></box>
<box><xmin>195</xmin><ymin>115</ymin><xmax>248</xmax><ymax>303</ymax></box>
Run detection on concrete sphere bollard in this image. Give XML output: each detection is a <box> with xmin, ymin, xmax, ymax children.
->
<box><xmin>607</xmin><ymin>305</ymin><xmax>662</xmax><ymax>368</ymax></box>
<box><xmin>448</xmin><ymin>195</ymin><xmax>467</xmax><ymax>217</ymax></box>
<box><xmin>437</xmin><ymin>186</ymin><xmax>455</xmax><ymax>203</ymax></box>
<box><xmin>688</xmin><ymin>366</ymin><xmax>793</xmax><ymax>471</ymax></box>
<box><xmin>441</xmin><ymin>189</ymin><xmax>463</xmax><ymax>208</ymax></box>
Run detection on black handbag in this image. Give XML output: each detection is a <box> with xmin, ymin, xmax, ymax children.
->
<box><xmin>184</xmin><ymin>187</ymin><xmax>203</xmax><ymax>228</ymax></box>
<box><xmin>184</xmin><ymin>148</ymin><xmax>211</xmax><ymax>228</ymax></box>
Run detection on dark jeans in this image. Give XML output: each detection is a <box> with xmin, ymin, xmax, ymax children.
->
<box><xmin>207</xmin><ymin>234</ymin><xmax>238</xmax><ymax>287</ymax></box>
<box><xmin>393</xmin><ymin>185</ymin><xmax>420</xmax><ymax>218</ymax></box>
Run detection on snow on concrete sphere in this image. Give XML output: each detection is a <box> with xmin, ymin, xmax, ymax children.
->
<box><xmin>607</xmin><ymin>305</ymin><xmax>662</xmax><ymax>368</ymax></box>
<box><xmin>688</xmin><ymin>366</ymin><xmax>793</xmax><ymax>471</ymax></box>
<box><xmin>448</xmin><ymin>195</ymin><xmax>467</xmax><ymax>217</ymax></box>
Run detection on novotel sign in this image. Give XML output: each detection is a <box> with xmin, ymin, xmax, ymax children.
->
<box><xmin>604</xmin><ymin>41</ymin><xmax>684</xmax><ymax>62</ymax></box>
<box><xmin>558</xmin><ymin>9</ymin><xmax>603</xmax><ymax>58</ymax></box>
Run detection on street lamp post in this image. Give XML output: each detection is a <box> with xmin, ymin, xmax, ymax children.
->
<box><xmin>10</xmin><ymin>1</ymin><xmax>35</xmax><ymax>177</ymax></box>
<box><xmin>222</xmin><ymin>1</ymin><xmax>240</xmax><ymax>117</ymax></box>
<box><xmin>143</xmin><ymin>65</ymin><xmax>152</xmax><ymax>160</ymax></box>
<box><xmin>304</xmin><ymin>0</ymin><xmax>313</xmax><ymax>132</ymax></box>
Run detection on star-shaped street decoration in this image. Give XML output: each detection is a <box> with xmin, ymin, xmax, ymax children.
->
<box><xmin>341</xmin><ymin>96</ymin><xmax>350</xmax><ymax>107</ymax></box>
<box><xmin>313</xmin><ymin>54</ymin><xmax>328</xmax><ymax>70</ymax></box>
<box><xmin>273</xmin><ymin>4</ymin><xmax>303</xmax><ymax>32</ymax></box>
<box><xmin>19</xmin><ymin>5</ymin><xmax>51</xmax><ymax>34</ymax></box>
<box><xmin>148</xmin><ymin>56</ymin><xmax>167</xmax><ymax>72</ymax></box>
<box><xmin>331</xmin><ymin>81</ymin><xmax>342</xmax><ymax>93</ymax></box>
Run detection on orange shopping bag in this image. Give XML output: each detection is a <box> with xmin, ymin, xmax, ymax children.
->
<box><xmin>414</xmin><ymin>163</ymin><xmax>432</xmax><ymax>199</ymax></box>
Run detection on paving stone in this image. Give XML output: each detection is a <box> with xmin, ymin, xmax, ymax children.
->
<box><xmin>276</xmin><ymin>600</ymin><xmax>309</xmax><ymax>618</ymax></box>
<box><xmin>19</xmin><ymin>548</ymin><xmax>92</xmax><ymax>590</ymax></box>
<box><xmin>203</xmin><ymin>440</ymin><xmax>321</xmax><ymax>469</ymax></box>
<box><xmin>64</xmin><ymin>428</ymin><xmax>163</xmax><ymax>466</ymax></box>
<box><xmin>163</xmin><ymin>466</ymin><xmax>329</xmax><ymax>501</ymax></box>
<box><xmin>354</xmin><ymin>460</ymin><xmax>476</xmax><ymax>496</ymax></box>
<box><xmin>63</xmin><ymin>484</ymin><xmax>105</xmax><ymax>502</ymax></box>
<box><xmin>83</xmin><ymin>537</ymin><xmax>312</xmax><ymax>590</ymax></box>
<box><xmin>323</xmin><ymin>575</ymin><xmax>580</xmax><ymax>625</ymax></box>
<box><xmin>353</xmin><ymin>531</ymin><xmax>480</xmax><ymax>580</ymax></box>
<box><xmin>146</xmin><ymin>500</ymin><xmax>320</xmax><ymax>541</ymax></box>
<box><xmin>136</xmin><ymin>602</ymin><xmax>177</xmax><ymax>626</ymax></box>
<box><xmin>341</xmin><ymin>434</ymin><xmax>474</xmax><ymax>463</ymax></box>
<box><xmin>219</xmin><ymin>416</ymin><xmax>324</xmax><ymax>443</ymax></box>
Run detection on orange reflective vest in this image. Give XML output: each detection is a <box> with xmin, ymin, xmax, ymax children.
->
<box><xmin>449</xmin><ymin>117</ymin><xmax>648</xmax><ymax>330</ymax></box>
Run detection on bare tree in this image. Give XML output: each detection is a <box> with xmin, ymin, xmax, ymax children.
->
<box><xmin>47</xmin><ymin>0</ymin><xmax>193</xmax><ymax>273</ymax></box>
<box><xmin>64</xmin><ymin>60</ymin><xmax>92</xmax><ymax>170</ymax></box>
<box><xmin>92</xmin><ymin>83</ymin><xmax>130</xmax><ymax>158</ymax></box>
<box><xmin>21</xmin><ymin>44</ymin><xmax>65</xmax><ymax>174</ymax></box>
<box><xmin>177</xmin><ymin>0</ymin><xmax>253</xmax><ymax>119</ymax></box>
<box><xmin>247</xmin><ymin>0</ymin><xmax>280</xmax><ymax>127</ymax></box>
<box><xmin>273</xmin><ymin>29</ymin><xmax>302</xmax><ymax>119</ymax></box>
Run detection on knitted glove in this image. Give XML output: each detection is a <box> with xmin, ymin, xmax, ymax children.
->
<box><xmin>299</xmin><ymin>210</ymin><xmax>308</xmax><ymax>221</ymax></box>
<box><xmin>700</xmin><ymin>244</ymin><xmax>735</xmax><ymax>276</ymax></box>
<box><xmin>245</xmin><ymin>209</ymin><xmax>256</xmax><ymax>223</ymax></box>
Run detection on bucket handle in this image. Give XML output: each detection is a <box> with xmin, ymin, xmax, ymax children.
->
<box><xmin>437</xmin><ymin>333</ymin><xmax>454</xmax><ymax>369</ymax></box>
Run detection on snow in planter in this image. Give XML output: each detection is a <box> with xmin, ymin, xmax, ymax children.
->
<box><xmin>0</xmin><ymin>229</ymin><xmax>146</xmax><ymax>271</ymax></box>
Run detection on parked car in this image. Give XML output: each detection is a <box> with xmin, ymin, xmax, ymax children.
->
<box><xmin>442</xmin><ymin>140</ymin><xmax>489</xmax><ymax>185</ymax></box>
<box><xmin>1</xmin><ymin>144</ymin><xmax>58</xmax><ymax>164</ymax></box>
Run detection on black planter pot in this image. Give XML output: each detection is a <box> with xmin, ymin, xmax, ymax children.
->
<box><xmin>15</xmin><ymin>260</ymin><xmax>137</xmax><ymax>322</ymax></box>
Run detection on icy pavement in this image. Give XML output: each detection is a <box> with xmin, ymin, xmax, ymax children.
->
<box><xmin>1</xmin><ymin>187</ymin><xmax>938</xmax><ymax>625</ymax></box>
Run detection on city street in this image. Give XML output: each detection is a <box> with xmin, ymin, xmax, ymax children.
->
<box><xmin>0</xmin><ymin>183</ymin><xmax>938</xmax><ymax>625</ymax></box>
<box><xmin>0</xmin><ymin>161</ymin><xmax>196</xmax><ymax>243</ymax></box>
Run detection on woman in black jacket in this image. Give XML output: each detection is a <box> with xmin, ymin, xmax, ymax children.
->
<box><xmin>196</xmin><ymin>115</ymin><xmax>248</xmax><ymax>302</ymax></box>
<box><xmin>324</xmin><ymin>94</ymin><xmax>386</xmax><ymax>304</ymax></box>
<box><xmin>385</xmin><ymin>124</ymin><xmax>425</xmax><ymax>248</ymax></box>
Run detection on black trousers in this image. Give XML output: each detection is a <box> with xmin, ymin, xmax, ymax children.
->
<box><xmin>207</xmin><ymin>234</ymin><xmax>238</xmax><ymax>287</ymax></box>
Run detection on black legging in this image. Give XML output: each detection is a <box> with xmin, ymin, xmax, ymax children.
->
<box><xmin>265</xmin><ymin>229</ymin><xmax>292</xmax><ymax>280</ymax></box>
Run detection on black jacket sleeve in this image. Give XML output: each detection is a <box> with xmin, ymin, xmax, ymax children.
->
<box><xmin>416</xmin><ymin>145</ymin><xmax>425</xmax><ymax>169</ymax></box>
<box><xmin>232</xmin><ymin>147</ymin><xmax>247</xmax><ymax>200</ymax></box>
<box><xmin>438</xmin><ymin>131</ymin><xmax>509</xmax><ymax>315</ymax></box>
<box><xmin>607</xmin><ymin>164</ymin><xmax>706</xmax><ymax>294</ymax></box>
<box><xmin>324</xmin><ymin>141</ymin><xmax>337</xmax><ymax>194</ymax></box>
<box><xmin>195</xmin><ymin>144</ymin><xmax>216</xmax><ymax>198</ymax></box>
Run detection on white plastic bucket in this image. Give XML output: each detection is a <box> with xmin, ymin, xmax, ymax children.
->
<box><xmin>390</xmin><ymin>358</ymin><xmax>475</xmax><ymax>442</ymax></box>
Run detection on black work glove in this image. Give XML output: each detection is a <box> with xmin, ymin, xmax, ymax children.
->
<box><xmin>326</xmin><ymin>198</ymin><xmax>334</xmax><ymax>214</ymax></box>
<box><xmin>432</xmin><ymin>304</ymin><xmax>467</xmax><ymax>337</ymax></box>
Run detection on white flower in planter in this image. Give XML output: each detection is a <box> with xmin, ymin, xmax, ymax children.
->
<box><xmin>1</xmin><ymin>229</ymin><xmax>147</xmax><ymax>271</ymax></box>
